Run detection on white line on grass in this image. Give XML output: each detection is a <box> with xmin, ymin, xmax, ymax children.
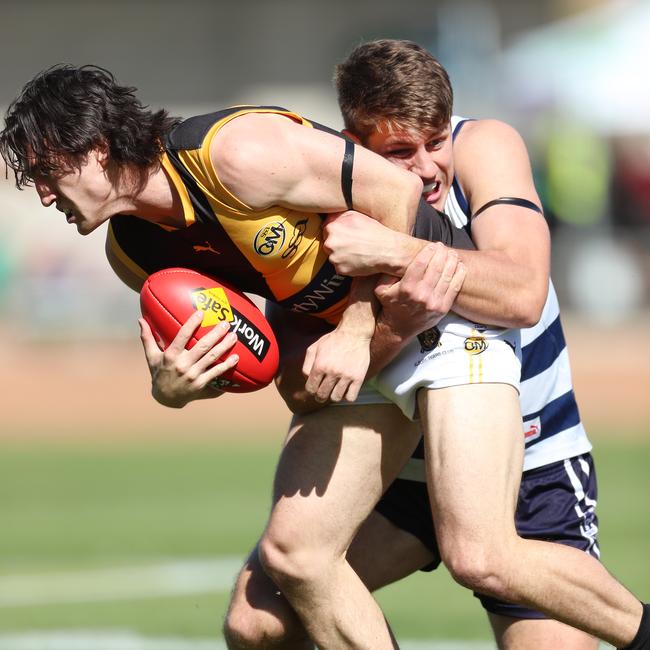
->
<box><xmin>0</xmin><ymin>631</ymin><xmax>499</xmax><ymax>650</ymax></box>
<box><xmin>0</xmin><ymin>558</ymin><xmax>243</xmax><ymax>607</ymax></box>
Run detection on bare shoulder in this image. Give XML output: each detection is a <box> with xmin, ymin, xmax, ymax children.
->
<box><xmin>210</xmin><ymin>112</ymin><xmax>295</xmax><ymax>177</ymax></box>
<box><xmin>455</xmin><ymin>118</ymin><xmax>527</xmax><ymax>159</ymax></box>
<box><xmin>453</xmin><ymin>118</ymin><xmax>538</xmax><ymax>206</ymax></box>
<box><xmin>209</xmin><ymin>112</ymin><xmax>305</xmax><ymax>209</ymax></box>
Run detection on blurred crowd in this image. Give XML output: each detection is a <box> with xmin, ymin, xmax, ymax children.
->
<box><xmin>0</xmin><ymin>0</ymin><xmax>648</xmax><ymax>338</ymax></box>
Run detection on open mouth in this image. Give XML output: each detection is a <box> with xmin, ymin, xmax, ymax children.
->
<box><xmin>422</xmin><ymin>180</ymin><xmax>441</xmax><ymax>195</ymax></box>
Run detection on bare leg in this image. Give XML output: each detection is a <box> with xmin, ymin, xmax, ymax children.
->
<box><xmin>224</xmin><ymin>547</ymin><xmax>313</xmax><ymax>649</ymax></box>
<box><xmin>489</xmin><ymin>614</ymin><xmax>599</xmax><ymax>650</ymax></box>
<box><xmin>257</xmin><ymin>404</ymin><xmax>421</xmax><ymax>649</ymax></box>
<box><xmin>224</xmin><ymin>508</ymin><xmax>435</xmax><ymax>649</ymax></box>
<box><xmin>421</xmin><ymin>383</ymin><xmax>642</xmax><ymax>647</ymax></box>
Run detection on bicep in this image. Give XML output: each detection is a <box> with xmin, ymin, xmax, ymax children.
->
<box><xmin>458</xmin><ymin>120</ymin><xmax>541</xmax><ymax>212</ymax></box>
<box><xmin>456</xmin><ymin>120</ymin><xmax>549</xmax><ymax>260</ymax></box>
<box><xmin>471</xmin><ymin>206</ymin><xmax>550</xmax><ymax>266</ymax></box>
<box><xmin>212</xmin><ymin>113</ymin><xmax>421</xmax><ymax>232</ymax></box>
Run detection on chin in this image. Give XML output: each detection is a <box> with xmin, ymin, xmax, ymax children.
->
<box><xmin>76</xmin><ymin>223</ymin><xmax>95</xmax><ymax>236</ymax></box>
<box><xmin>77</xmin><ymin>219</ymin><xmax>103</xmax><ymax>236</ymax></box>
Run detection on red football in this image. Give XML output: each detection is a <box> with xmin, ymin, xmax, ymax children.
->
<box><xmin>140</xmin><ymin>268</ymin><xmax>279</xmax><ymax>393</ymax></box>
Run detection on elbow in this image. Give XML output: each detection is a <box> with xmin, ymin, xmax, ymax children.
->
<box><xmin>511</xmin><ymin>288</ymin><xmax>547</xmax><ymax>329</ymax></box>
<box><xmin>513</xmin><ymin>307</ymin><xmax>541</xmax><ymax>329</ymax></box>
<box><xmin>406</xmin><ymin>173</ymin><xmax>424</xmax><ymax>213</ymax></box>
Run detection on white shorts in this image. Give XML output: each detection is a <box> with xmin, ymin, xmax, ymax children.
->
<box><xmin>367</xmin><ymin>314</ymin><xmax>522</xmax><ymax>419</ymax></box>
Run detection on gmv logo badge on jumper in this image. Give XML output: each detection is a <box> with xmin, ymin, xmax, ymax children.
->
<box><xmin>464</xmin><ymin>334</ymin><xmax>488</xmax><ymax>355</ymax></box>
<box><xmin>254</xmin><ymin>221</ymin><xmax>286</xmax><ymax>256</ymax></box>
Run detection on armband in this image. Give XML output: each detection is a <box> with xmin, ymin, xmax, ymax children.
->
<box><xmin>341</xmin><ymin>139</ymin><xmax>354</xmax><ymax>210</ymax></box>
<box><xmin>471</xmin><ymin>197</ymin><xmax>543</xmax><ymax>219</ymax></box>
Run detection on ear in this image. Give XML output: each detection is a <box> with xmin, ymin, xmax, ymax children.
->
<box><xmin>341</xmin><ymin>129</ymin><xmax>362</xmax><ymax>145</ymax></box>
<box><xmin>95</xmin><ymin>141</ymin><xmax>110</xmax><ymax>167</ymax></box>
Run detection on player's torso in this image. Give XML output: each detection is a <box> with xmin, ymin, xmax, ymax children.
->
<box><xmin>107</xmin><ymin>106</ymin><xmax>351</xmax><ymax>324</ymax></box>
<box><xmin>445</xmin><ymin>116</ymin><xmax>591</xmax><ymax>470</ymax></box>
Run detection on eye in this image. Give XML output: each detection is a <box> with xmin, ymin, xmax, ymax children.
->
<box><xmin>426</xmin><ymin>139</ymin><xmax>444</xmax><ymax>151</ymax></box>
<box><xmin>385</xmin><ymin>148</ymin><xmax>413</xmax><ymax>159</ymax></box>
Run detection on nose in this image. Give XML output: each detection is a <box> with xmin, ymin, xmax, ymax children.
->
<box><xmin>409</xmin><ymin>147</ymin><xmax>437</xmax><ymax>181</ymax></box>
<box><xmin>34</xmin><ymin>178</ymin><xmax>57</xmax><ymax>207</ymax></box>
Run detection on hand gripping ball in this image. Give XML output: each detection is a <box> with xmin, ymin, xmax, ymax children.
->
<box><xmin>140</xmin><ymin>268</ymin><xmax>279</xmax><ymax>392</ymax></box>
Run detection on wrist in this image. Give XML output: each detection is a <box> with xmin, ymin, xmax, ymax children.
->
<box><xmin>390</xmin><ymin>234</ymin><xmax>427</xmax><ymax>275</ymax></box>
<box><xmin>336</xmin><ymin>318</ymin><xmax>374</xmax><ymax>340</ymax></box>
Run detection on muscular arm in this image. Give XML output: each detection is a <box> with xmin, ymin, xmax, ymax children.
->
<box><xmin>211</xmin><ymin>112</ymin><xmax>425</xmax><ymax>401</ymax></box>
<box><xmin>323</xmin><ymin>120</ymin><xmax>550</xmax><ymax>329</ymax></box>
<box><xmin>211</xmin><ymin>112</ymin><xmax>422</xmax><ymax>232</ymax></box>
<box><xmin>450</xmin><ymin>119</ymin><xmax>550</xmax><ymax>327</ymax></box>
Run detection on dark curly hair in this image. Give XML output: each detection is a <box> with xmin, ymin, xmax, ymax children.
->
<box><xmin>0</xmin><ymin>64</ymin><xmax>181</xmax><ymax>188</ymax></box>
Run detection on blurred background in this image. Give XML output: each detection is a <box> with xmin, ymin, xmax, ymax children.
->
<box><xmin>0</xmin><ymin>0</ymin><xmax>648</xmax><ymax>648</ymax></box>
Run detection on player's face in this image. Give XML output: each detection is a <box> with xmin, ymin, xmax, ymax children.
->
<box><xmin>33</xmin><ymin>149</ymin><xmax>119</xmax><ymax>236</ymax></box>
<box><xmin>363</xmin><ymin>124</ymin><xmax>454</xmax><ymax>211</ymax></box>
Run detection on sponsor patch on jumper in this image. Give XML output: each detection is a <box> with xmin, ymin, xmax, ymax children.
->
<box><xmin>464</xmin><ymin>333</ymin><xmax>488</xmax><ymax>355</ymax></box>
<box><xmin>282</xmin><ymin>218</ymin><xmax>308</xmax><ymax>259</ymax></box>
<box><xmin>523</xmin><ymin>416</ymin><xmax>542</xmax><ymax>443</ymax></box>
<box><xmin>417</xmin><ymin>326</ymin><xmax>441</xmax><ymax>352</ymax></box>
<box><xmin>289</xmin><ymin>273</ymin><xmax>347</xmax><ymax>313</ymax></box>
<box><xmin>254</xmin><ymin>221</ymin><xmax>286</xmax><ymax>256</ymax></box>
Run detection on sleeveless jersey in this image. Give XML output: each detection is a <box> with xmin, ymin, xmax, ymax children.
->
<box><xmin>446</xmin><ymin>116</ymin><xmax>592</xmax><ymax>470</ymax></box>
<box><xmin>106</xmin><ymin>106</ymin><xmax>467</xmax><ymax>324</ymax></box>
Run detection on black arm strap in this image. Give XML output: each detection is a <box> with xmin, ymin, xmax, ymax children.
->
<box><xmin>341</xmin><ymin>139</ymin><xmax>355</xmax><ymax>210</ymax></box>
<box><xmin>471</xmin><ymin>197</ymin><xmax>543</xmax><ymax>220</ymax></box>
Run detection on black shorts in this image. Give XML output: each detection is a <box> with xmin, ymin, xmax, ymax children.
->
<box><xmin>374</xmin><ymin>453</ymin><xmax>599</xmax><ymax>619</ymax></box>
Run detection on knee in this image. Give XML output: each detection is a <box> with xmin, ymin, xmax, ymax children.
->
<box><xmin>223</xmin><ymin>602</ymin><xmax>294</xmax><ymax>649</ymax></box>
<box><xmin>223</xmin><ymin>604</ymin><xmax>272</xmax><ymax>649</ymax></box>
<box><xmin>440</xmin><ymin>540</ymin><xmax>512</xmax><ymax>598</ymax></box>
<box><xmin>258</xmin><ymin>531</ymin><xmax>329</xmax><ymax>591</ymax></box>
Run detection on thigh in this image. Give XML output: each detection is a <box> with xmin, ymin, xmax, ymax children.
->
<box><xmin>419</xmin><ymin>383</ymin><xmax>524</xmax><ymax>553</ymax></box>
<box><xmin>266</xmin><ymin>403</ymin><xmax>421</xmax><ymax>555</ymax></box>
<box><xmin>489</xmin><ymin>614</ymin><xmax>599</xmax><ymax>650</ymax></box>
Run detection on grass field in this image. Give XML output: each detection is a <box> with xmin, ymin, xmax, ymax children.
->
<box><xmin>0</xmin><ymin>433</ymin><xmax>649</xmax><ymax>648</ymax></box>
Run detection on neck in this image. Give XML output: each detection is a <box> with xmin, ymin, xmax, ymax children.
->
<box><xmin>116</xmin><ymin>162</ymin><xmax>185</xmax><ymax>227</ymax></box>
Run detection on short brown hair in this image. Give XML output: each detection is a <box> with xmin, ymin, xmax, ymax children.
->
<box><xmin>334</xmin><ymin>39</ymin><xmax>453</xmax><ymax>139</ymax></box>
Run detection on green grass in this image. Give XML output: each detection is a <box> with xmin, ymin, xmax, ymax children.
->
<box><xmin>0</xmin><ymin>436</ymin><xmax>648</xmax><ymax>641</ymax></box>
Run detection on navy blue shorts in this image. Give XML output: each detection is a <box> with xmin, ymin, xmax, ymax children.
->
<box><xmin>374</xmin><ymin>452</ymin><xmax>599</xmax><ymax>619</ymax></box>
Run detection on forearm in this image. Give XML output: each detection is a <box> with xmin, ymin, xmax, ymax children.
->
<box><xmin>453</xmin><ymin>248</ymin><xmax>548</xmax><ymax>328</ymax></box>
<box><xmin>336</xmin><ymin>275</ymin><xmax>380</xmax><ymax>337</ymax></box>
<box><xmin>338</xmin><ymin>206</ymin><xmax>546</xmax><ymax>328</ymax></box>
<box><xmin>367</xmin><ymin>316</ymin><xmax>410</xmax><ymax>378</ymax></box>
